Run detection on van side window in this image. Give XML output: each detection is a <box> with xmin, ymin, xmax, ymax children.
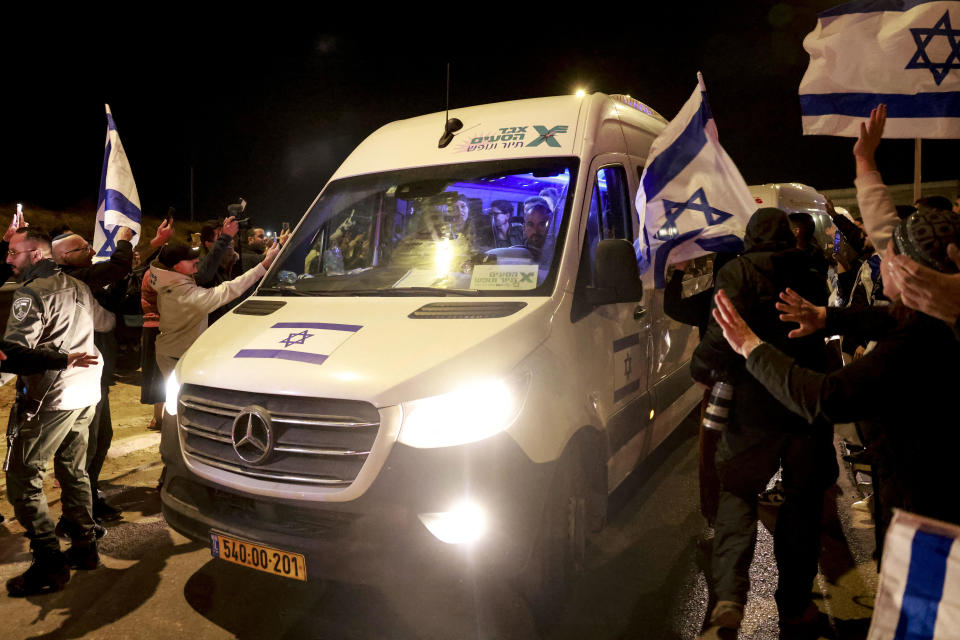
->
<box><xmin>579</xmin><ymin>164</ymin><xmax>631</xmax><ymax>290</ymax></box>
<box><xmin>595</xmin><ymin>166</ymin><xmax>632</xmax><ymax>242</ymax></box>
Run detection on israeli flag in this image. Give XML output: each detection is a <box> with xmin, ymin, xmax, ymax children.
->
<box><xmin>233</xmin><ymin>322</ymin><xmax>362</xmax><ymax>366</ymax></box>
<box><xmin>635</xmin><ymin>74</ymin><xmax>751</xmax><ymax>288</ymax></box>
<box><xmin>801</xmin><ymin>0</ymin><xmax>960</xmax><ymax>138</ymax></box>
<box><xmin>94</xmin><ymin>104</ymin><xmax>141</xmax><ymax>262</ymax></box>
<box><xmin>869</xmin><ymin>510</ymin><xmax>960</xmax><ymax>639</ymax></box>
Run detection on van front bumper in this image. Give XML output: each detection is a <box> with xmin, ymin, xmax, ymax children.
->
<box><xmin>160</xmin><ymin>416</ymin><xmax>555</xmax><ymax>585</ymax></box>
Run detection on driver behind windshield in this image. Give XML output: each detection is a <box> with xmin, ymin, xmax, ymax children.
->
<box><xmin>517</xmin><ymin>196</ymin><xmax>551</xmax><ymax>260</ymax></box>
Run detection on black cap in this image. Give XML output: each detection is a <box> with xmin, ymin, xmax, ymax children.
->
<box><xmin>894</xmin><ymin>209</ymin><xmax>960</xmax><ymax>273</ymax></box>
<box><xmin>158</xmin><ymin>244</ymin><xmax>200</xmax><ymax>268</ymax></box>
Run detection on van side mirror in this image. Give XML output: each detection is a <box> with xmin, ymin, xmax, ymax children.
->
<box><xmin>586</xmin><ymin>239</ymin><xmax>643</xmax><ymax>305</ymax></box>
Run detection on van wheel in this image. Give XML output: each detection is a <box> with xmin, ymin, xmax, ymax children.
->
<box><xmin>515</xmin><ymin>447</ymin><xmax>587</xmax><ymax>625</ymax></box>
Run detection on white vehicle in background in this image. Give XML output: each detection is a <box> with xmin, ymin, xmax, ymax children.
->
<box><xmin>749</xmin><ymin>182</ymin><xmax>836</xmax><ymax>246</ymax></box>
<box><xmin>160</xmin><ymin>93</ymin><xmax>703</xmax><ymax>614</ymax></box>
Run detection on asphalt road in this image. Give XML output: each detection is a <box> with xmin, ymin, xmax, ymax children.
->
<box><xmin>0</xmin><ymin>403</ymin><xmax>877</xmax><ymax>640</ymax></box>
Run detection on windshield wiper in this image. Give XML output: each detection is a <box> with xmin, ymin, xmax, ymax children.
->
<box><xmin>258</xmin><ymin>286</ymin><xmax>315</xmax><ymax>296</ymax></box>
<box><xmin>380</xmin><ymin>287</ymin><xmax>481</xmax><ymax>296</ymax></box>
<box><xmin>259</xmin><ymin>286</ymin><xmax>481</xmax><ymax>297</ymax></box>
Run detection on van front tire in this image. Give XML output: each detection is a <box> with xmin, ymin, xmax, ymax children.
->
<box><xmin>515</xmin><ymin>446</ymin><xmax>586</xmax><ymax>625</ymax></box>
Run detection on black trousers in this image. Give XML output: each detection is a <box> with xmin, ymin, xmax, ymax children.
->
<box><xmin>710</xmin><ymin>421</ymin><xmax>837</xmax><ymax>618</ymax></box>
<box><xmin>85</xmin><ymin>385</ymin><xmax>112</xmax><ymax>500</ymax></box>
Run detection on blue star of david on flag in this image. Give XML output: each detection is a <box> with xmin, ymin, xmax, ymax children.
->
<box><xmin>655</xmin><ymin>188</ymin><xmax>735</xmax><ymax>240</ymax></box>
<box><xmin>906</xmin><ymin>10</ymin><xmax>960</xmax><ymax>86</ymax></box>
<box><xmin>234</xmin><ymin>322</ymin><xmax>362</xmax><ymax>366</ymax></box>
<box><xmin>800</xmin><ymin>2</ymin><xmax>960</xmax><ymax>138</ymax></box>
<box><xmin>279</xmin><ymin>329</ymin><xmax>314</xmax><ymax>348</ymax></box>
<box><xmin>635</xmin><ymin>74</ymin><xmax>751</xmax><ymax>289</ymax></box>
<box><xmin>94</xmin><ymin>105</ymin><xmax>142</xmax><ymax>262</ymax></box>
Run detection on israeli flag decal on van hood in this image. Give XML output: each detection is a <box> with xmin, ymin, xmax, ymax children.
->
<box><xmin>234</xmin><ymin>322</ymin><xmax>362</xmax><ymax>366</ymax></box>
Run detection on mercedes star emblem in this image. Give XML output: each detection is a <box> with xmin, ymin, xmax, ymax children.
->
<box><xmin>231</xmin><ymin>406</ymin><xmax>274</xmax><ymax>465</ymax></box>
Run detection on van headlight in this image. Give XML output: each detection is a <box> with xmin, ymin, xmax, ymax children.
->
<box><xmin>165</xmin><ymin>369</ymin><xmax>181</xmax><ymax>416</ymax></box>
<box><xmin>397</xmin><ymin>376</ymin><xmax>529</xmax><ymax>448</ymax></box>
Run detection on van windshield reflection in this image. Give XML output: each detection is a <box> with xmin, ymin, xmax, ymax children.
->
<box><xmin>262</xmin><ymin>158</ymin><xmax>576</xmax><ymax>296</ymax></box>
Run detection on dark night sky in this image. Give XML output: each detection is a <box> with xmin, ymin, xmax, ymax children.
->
<box><xmin>3</xmin><ymin>6</ymin><xmax>958</xmax><ymax>231</ymax></box>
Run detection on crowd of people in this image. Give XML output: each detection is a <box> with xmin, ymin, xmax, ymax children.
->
<box><xmin>2</xmin><ymin>105</ymin><xmax>959</xmax><ymax>636</ymax></box>
<box><xmin>0</xmin><ymin>209</ymin><xmax>285</xmax><ymax>597</ymax></box>
<box><xmin>666</xmin><ymin>104</ymin><xmax>960</xmax><ymax>639</ymax></box>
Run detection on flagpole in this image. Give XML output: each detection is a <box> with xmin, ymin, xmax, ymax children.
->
<box><xmin>914</xmin><ymin>138</ymin><xmax>922</xmax><ymax>202</ymax></box>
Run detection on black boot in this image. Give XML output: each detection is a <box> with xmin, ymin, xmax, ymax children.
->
<box><xmin>6</xmin><ymin>549</ymin><xmax>71</xmax><ymax>597</ymax></box>
<box><xmin>65</xmin><ymin>540</ymin><xmax>100</xmax><ymax>571</ymax></box>
<box><xmin>92</xmin><ymin>499</ymin><xmax>122</xmax><ymax>523</ymax></box>
<box><xmin>55</xmin><ymin>516</ymin><xmax>107</xmax><ymax>541</ymax></box>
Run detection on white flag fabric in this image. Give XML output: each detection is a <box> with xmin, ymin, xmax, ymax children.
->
<box><xmin>635</xmin><ymin>75</ymin><xmax>751</xmax><ymax>288</ymax></box>
<box><xmin>800</xmin><ymin>0</ymin><xmax>960</xmax><ymax>138</ymax></box>
<box><xmin>869</xmin><ymin>510</ymin><xmax>960</xmax><ymax>639</ymax></box>
<box><xmin>94</xmin><ymin>104</ymin><xmax>141</xmax><ymax>262</ymax></box>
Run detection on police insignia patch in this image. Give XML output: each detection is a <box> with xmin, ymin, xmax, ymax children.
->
<box><xmin>12</xmin><ymin>297</ymin><xmax>32</xmax><ymax>321</ymax></box>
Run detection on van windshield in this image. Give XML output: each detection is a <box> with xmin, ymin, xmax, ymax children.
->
<box><xmin>261</xmin><ymin>158</ymin><xmax>576</xmax><ymax>296</ymax></box>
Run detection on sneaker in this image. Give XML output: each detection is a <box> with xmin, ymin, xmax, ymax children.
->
<box><xmin>93</xmin><ymin>499</ymin><xmax>123</xmax><ymax>523</ymax></box>
<box><xmin>709</xmin><ymin>600</ymin><xmax>744</xmax><ymax>630</ymax></box>
<box><xmin>55</xmin><ymin>517</ymin><xmax>107</xmax><ymax>541</ymax></box>
<box><xmin>65</xmin><ymin>541</ymin><xmax>100</xmax><ymax>571</ymax></box>
<box><xmin>6</xmin><ymin>550</ymin><xmax>71</xmax><ymax>597</ymax></box>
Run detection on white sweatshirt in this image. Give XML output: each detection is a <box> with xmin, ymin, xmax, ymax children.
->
<box><xmin>854</xmin><ymin>170</ymin><xmax>899</xmax><ymax>252</ymax></box>
<box><xmin>150</xmin><ymin>261</ymin><xmax>266</xmax><ymax>358</ymax></box>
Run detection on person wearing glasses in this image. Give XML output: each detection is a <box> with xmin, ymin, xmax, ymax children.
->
<box><xmin>50</xmin><ymin>223</ymin><xmax>173</xmax><ymax>526</ymax></box>
<box><xmin>4</xmin><ymin>227</ymin><xmax>116</xmax><ymax>597</ymax></box>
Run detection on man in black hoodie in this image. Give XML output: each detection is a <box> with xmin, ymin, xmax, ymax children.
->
<box><xmin>691</xmin><ymin>208</ymin><xmax>835</xmax><ymax>636</ymax></box>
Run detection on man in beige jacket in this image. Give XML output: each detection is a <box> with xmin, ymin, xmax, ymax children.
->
<box><xmin>149</xmin><ymin>221</ymin><xmax>281</xmax><ymax>381</ymax></box>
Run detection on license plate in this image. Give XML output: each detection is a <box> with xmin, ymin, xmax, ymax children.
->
<box><xmin>210</xmin><ymin>532</ymin><xmax>307</xmax><ymax>581</ymax></box>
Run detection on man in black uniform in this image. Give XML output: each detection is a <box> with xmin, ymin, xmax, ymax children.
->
<box><xmin>4</xmin><ymin>228</ymin><xmax>116</xmax><ymax>596</ymax></box>
<box><xmin>691</xmin><ymin>208</ymin><xmax>836</xmax><ymax>636</ymax></box>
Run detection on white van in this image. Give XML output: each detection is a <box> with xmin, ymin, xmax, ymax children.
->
<box><xmin>160</xmin><ymin>93</ymin><xmax>703</xmax><ymax>607</ymax></box>
<box><xmin>749</xmin><ymin>182</ymin><xmax>834</xmax><ymax>247</ymax></box>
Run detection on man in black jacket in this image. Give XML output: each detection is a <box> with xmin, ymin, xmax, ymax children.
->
<box><xmin>691</xmin><ymin>208</ymin><xmax>836</xmax><ymax>636</ymax></box>
<box><xmin>196</xmin><ymin>216</ymin><xmax>242</xmax><ymax>323</ymax></box>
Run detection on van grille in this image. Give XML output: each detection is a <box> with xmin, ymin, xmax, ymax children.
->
<box><xmin>177</xmin><ymin>384</ymin><xmax>380</xmax><ymax>487</ymax></box>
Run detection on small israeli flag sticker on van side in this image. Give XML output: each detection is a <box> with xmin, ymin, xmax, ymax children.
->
<box><xmin>613</xmin><ymin>333</ymin><xmax>644</xmax><ymax>403</ymax></box>
<box><xmin>234</xmin><ymin>322</ymin><xmax>362</xmax><ymax>366</ymax></box>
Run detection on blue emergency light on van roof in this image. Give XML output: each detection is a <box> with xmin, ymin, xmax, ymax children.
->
<box><xmin>610</xmin><ymin>95</ymin><xmax>667</xmax><ymax>123</ymax></box>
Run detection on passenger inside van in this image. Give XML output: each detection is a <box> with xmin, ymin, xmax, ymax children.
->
<box><xmin>517</xmin><ymin>197</ymin><xmax>551</xmax><ymax>261</ymax></box>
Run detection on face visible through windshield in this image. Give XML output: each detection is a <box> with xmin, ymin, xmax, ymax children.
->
<box><xmin>523</xmin><ymin>205</ymin><xmax>550</xmax><ymax>251</ymax></box>
<box><xmin>265</xmin><ymin>159</ymin><xmax>575</xmax><ymax>296</ymax></box>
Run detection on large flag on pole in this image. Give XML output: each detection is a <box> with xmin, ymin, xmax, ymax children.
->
<box><xmin>635</xmin><ymin>73</ymin><xmax>751</xmax><ymax>288</ymax></box>
<box><xmin>94</xmin><ymin>104</ymin><xmax>141</xmax><ymax>262</ymax></box>
<box><xmin>868</xmin><ymin>510</ymin><xmax>960</xmax><ymax>639</ymax></box>
<box><xmin>800</xmin><ymin>0</ymin><xmax>960</xmax><ymax>138</ymax></box>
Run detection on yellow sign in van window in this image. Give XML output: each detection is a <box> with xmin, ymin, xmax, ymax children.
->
<box><xmin>470</xmin><ymin>265</ymin><xmax>539</xmax><ymax>290</ymax></box>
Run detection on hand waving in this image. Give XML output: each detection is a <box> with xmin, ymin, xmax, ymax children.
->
<box><xmin>775</xmin><ymin>288</ymin><xmax>827</xmax><ymax>338</ymax></box>
<box><xmin>713</xmin><ymin>289</ymin><xmax>764</xmax><ymax>358</ymax></box>
<box><xmin>853</xmin><ymin>104</ymin><xmax>886</xmax><ymax>160</ymax></box>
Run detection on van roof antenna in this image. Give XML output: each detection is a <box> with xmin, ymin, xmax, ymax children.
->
<box><xmin>438</xmin><ymin>62</ymin><xmax>462</xmax><ymax>149</ymax></box>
